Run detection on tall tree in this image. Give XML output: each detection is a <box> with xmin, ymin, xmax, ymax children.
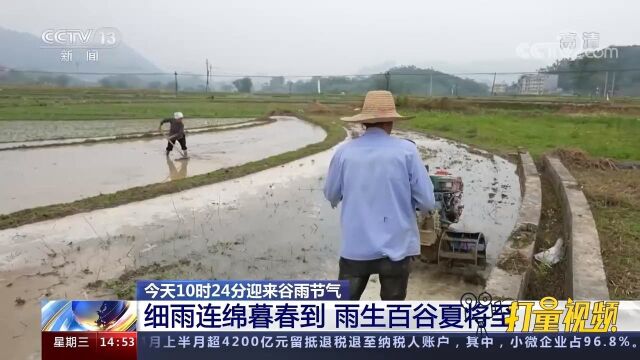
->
<box><xmin>233</xmin><ymin>77</ymin><xmax>253</xmax><ymax>93</ymax></box>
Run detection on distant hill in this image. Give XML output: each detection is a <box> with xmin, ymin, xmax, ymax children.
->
<box><xmin>543</xmin><ymin>45</ymin><xmax>640</xmax><ymax>96</ymax></box>
<box><xmin>263</xmin><ymin>66</ymin><xmax>489</xmax><ymax>96</ymax></box>
<box><xmin>0</xmin><ymin>27</ymin><xmax>161</xmax><ymax>74</ymax></box>
<box><xmin>385</xmin><ymin>66</ymin><xmax>489</xmax><ymax>96</ymax></box>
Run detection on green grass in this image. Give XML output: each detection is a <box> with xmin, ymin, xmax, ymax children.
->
<box><xmin>87</xmin><ymin>260</ymin><xmax>193</xmax><ymax>300</ymax></box>
<box><xmin>399</xmin><ymin>106</ymin><xmax>640</xmax><ymax>299</ymax></box>
<box><xmin>400</xmin><ymin>110</ymin><xmax>640</xmax><ymax>160</ymax></box>
<box><xmin>0</xmin><ymin>100</ymin><xmax>307</xmax><ymax>120</ymax></box>
<box><xmin>0</xmin><ymin>86</ymin><xmax>361</xmax><ymax>120</ymax></box>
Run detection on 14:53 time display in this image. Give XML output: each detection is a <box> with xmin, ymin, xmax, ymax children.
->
<box><xmin>99</xmin><ymin>335</ymin><xmax>135</xmax><ymax>347</ymax></box>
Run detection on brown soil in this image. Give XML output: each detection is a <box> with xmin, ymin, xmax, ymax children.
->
<box><xmin>413</xmin><ymin>97</ymin><xmax>480</xmax><ymax>113</ymax></box>
<box><xmin>497</xmin><ymin>251</ymin><xmax>529</xmax><ymax>274</ymax></box>
<box><xmin>567</xmin><ymin>163</ymin><xmax>640</xmax><ymax>299</ymax></box>
<box><xmin>526</xmin><ymin>171</ymin><xmax>567</xmax><ymax>300</ymax></box>
<box><xmin>306</xmin><ymin>101</ymin><xmax>332</xmax><ymax>114</ymax></box>
<box><xmin>86</xmin><ymin>260</ymin><xmax>192</xmax><ymax>300</ymax></box>
<box><xmin>556</xmin><ymin>103</ymin><xmax>640</xmax><ymax>116</ymax></box>
<box><xmin>554</xmin><ymin>148</ymin><xmax>618</xmax><ymax>170</ymax></box>
<box><xmin>509</xmin><ymin>227</ymin><xmax>536</xmax><ymax>249</ymax></box>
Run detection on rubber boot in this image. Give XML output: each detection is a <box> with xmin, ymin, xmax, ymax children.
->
<box><xmin>165</xmin><ymin>149</ymin><xmax>170</xmax><ymax>157</ymax></box>
<box><xmin>183</xmin><ymin>150</ymin><xmax>188</xmax><ymax>158</ymax></box>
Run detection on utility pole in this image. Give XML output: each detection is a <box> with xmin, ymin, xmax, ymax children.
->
<box><xmin>429</xmin><ymin>73</ymin><xmax>433</xmax><ymax>96</ymax></box>
<box><xmin>610</xmin><ymin>72</ymin><xmax>616</xmax><ymax>98</ymax></box>
<box><xmin>210</xmin><ymin>64</ymin><xmax>214</xmax><ymax>92</ymax></box>
<box><xmin>205</xmin><ymin>59</ymin><xmax>210</xmax><ymax>93</ymax></box>
<box><xmin>205</xmin><ymin>59</ymin><xmax>213</xmax><ymax>93</ymax></box>
<box><xmin>603</xmin><ymin>71</ymin><xmax>609</xmax><ymax>99</ymax></box>
<box><xmin>490</xmin><ymin>72</ymin><xmax>497</xmax><ymax>96</ymax></box>
<box><xmin>174</xmin><ymin>71</ymin><xmax>178</xmax><ymax>97</ymax></box>
<box><xmin>384</xmin><ymin>71</ymin><xmax>391</xmax><ymax>91</ymax></box>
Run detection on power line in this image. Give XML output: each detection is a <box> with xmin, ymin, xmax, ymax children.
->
<box><xmin>6</xmin><ymin>67</ymin><xmax>640</xmax><ymax>79</ymax></box>
<box><xmin>5</xmin><ymin>70</ymin><xmax>171</xmax><ymax>76</ymax></box>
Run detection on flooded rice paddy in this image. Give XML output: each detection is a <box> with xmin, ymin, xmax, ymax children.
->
<box><xmin>0</xmin><ymin>128</ymin><xmax>520</xmax><ymax>359</ymax></box>
<box><xmin>0</xmin><ymin>120</ymin><xmax>267</xmax><ymax>150</ymax></box>
<box><xmin>0</xmin><ymin>117</ymin><xmax>253</xmax><ymax>143</ymax></box>
<box><xmin>0</xmin><ymin>116</ymin><xmax>324</xmax><ymax>214</ymax></box>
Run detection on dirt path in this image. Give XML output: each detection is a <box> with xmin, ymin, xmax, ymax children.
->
<box><xmin>0</xmin><ymin>131</ymin><xmax>520</xmax><ymax>359</ymax></box>
<box><xmin>0</xmin><ymin>116</ymin><xmax>325</xmax><ymax>214</ymax></box>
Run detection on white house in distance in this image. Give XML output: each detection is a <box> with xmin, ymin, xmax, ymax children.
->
<box><xmin>493</xmin><ymin>82</ymin><xmax>508</xmax><ymax>94</ymax></box>
<box><xmin>0</xmin><ymin>65</ymin><xmax>10</xmax><ymax>76</ymax></box>
<box><xmin>518</xmin><ymin>73</ymin><xmax>559</xmax><ymax>95</ymax></box>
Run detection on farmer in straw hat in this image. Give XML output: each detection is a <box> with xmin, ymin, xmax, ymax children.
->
<box><xmin>324</xmin><ymin>90</ymin><xmax>436</xmax><ymax>300</ymax></box>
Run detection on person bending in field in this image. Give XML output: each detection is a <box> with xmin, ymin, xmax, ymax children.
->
<box><xmin>159</xmin><ymin>111</ymin><xmax>187</xmax><ymax>157</ymax></box>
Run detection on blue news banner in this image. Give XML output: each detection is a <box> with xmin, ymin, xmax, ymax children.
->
<box><xmin>135</xmin><ymin>280</ymin><xmax>640</xmax><ymax>359</ymax></box>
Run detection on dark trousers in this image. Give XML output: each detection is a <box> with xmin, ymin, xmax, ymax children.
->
<box><xmin>166</xmin><ymin>135</ymin><xmax>187</xmax><ymax>151</ymax></box>
<box><xmin>338</xmin><ymin>257</ymin><xmax>411</xmax><ymax>300</ymax></box>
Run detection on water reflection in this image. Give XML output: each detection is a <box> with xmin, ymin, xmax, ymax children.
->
<box><xmin>166</xmin><ymin>156</ymin><xmax>189</xmax><ymax>180</ymax></box>
<box><xmin>0</xmin><ymin>117</ymin><xmax>325</xmax><ymax>214</ymax></box>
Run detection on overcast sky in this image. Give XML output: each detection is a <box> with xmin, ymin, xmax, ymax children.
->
<box><xmin>1</xmin><ymin>0</ymin><xmax>637</xmax><ymax>75</ymax></box>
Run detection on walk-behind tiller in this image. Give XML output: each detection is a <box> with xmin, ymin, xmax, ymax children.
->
<box><xmin>418</xmin><ymin>167</ymin><xmax>487</xmax><ymax>268</ymax></box>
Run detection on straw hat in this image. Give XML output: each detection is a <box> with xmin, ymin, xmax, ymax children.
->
<box><xmin>341</xmin><ymin>90</ymin><xmax>413</xmax><ymax>123</ymax></box>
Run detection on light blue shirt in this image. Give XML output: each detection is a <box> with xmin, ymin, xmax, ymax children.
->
<box><xmin>323</xmin><ymin>127</ymin><xmax>436</xmax><ymax>261</ymax></box>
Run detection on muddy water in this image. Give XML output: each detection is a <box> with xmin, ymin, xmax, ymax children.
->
<box><xmin>401</xmin><ymin>131</ymin><xmax>520</xmax><ymax>264</ymax></box>
<box><xmin>0</xmin><ymin>120</ymin><xmax>266</xmax><ymax>151</ymax></box>
<box><xmin>0</xmin><ymin>116</ymin><xmax>325</xmax><ymax>214</ymax></box>
<box><xmin>0</xmin><ymin>118</ymin><xmax>252</xmax><ymax>143</ymax></box>
<box><xmin>0</xmin><ymin>131</ymin><xmax>520</xmax><ymax>359</ymax></box>
<box><xmin>357</xmin><ymin>131</ymin><xmax>521</xmax><ymax>300</ymax></box>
